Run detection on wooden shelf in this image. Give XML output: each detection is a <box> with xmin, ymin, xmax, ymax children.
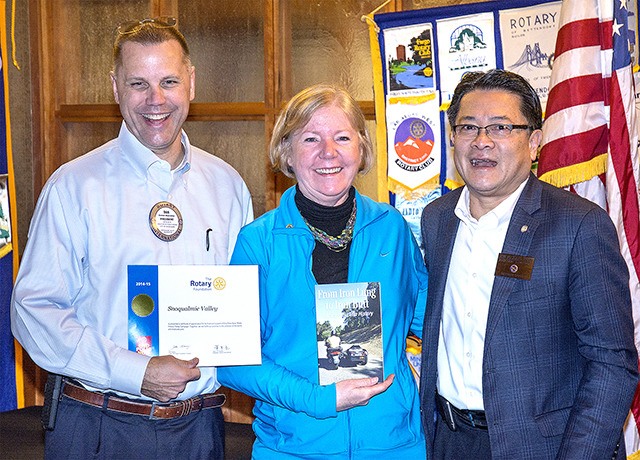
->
<box><xmin>57</xmin><ymin>101</ymin><xmax>374</xmax><ymax>123</ymax></box>
<box><xmin>57</xmin><ymin>102</ymin><xmax>268</xmax><ymax>123</ymax></box>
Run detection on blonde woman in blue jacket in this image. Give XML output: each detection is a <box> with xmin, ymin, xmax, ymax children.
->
<box><xmin>217</xmin><ymin>84</ymin><xmax>427</xmax><ymax>459</ymax></box>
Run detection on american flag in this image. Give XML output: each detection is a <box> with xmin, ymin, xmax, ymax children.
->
<box><xmin>538</xmin><ymin>0</ymin><xmax>640</xmax><ymax>453</ymax></box>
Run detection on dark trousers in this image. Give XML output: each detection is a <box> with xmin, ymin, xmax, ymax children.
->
<box><xmin>433</xmin><ymin>409</ymin><xmax>492</xmax><ymax>460</ymax></box>
<box><xmin>45</xmin><ymin>394</ymin><xmax>225</xmax><ymax>460</ymax></box>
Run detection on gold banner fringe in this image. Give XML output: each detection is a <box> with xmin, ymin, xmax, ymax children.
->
<box><xmin>388</xmin><ymin>93</ymin><xmax>437</xmax><ymax>105</ymax></box>
<box><xmin>10</xmin><ymin>0</ymin><xmax>19</xmax><ymax>69</ymax></box>
<box><xmin>628</xmin><ymin>448</ymin><xmax>640</xmax><ymax>460</ymax></box>
<box><xmin>388</xmin><ymin>175</ymin><xmax>441</xmax><ymax>195</ymax></box>
<box><xmin>538</xmin><ymin>153</ymin><xmax>607</xmax><ymax>188</ymax></box>
<box><xmin>444</xmin><ymin>178</ymin><xmax>463</xmax><ymax>191</ymax></box>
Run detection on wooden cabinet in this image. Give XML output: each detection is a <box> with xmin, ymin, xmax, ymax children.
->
<box><xmin>33</xmin><ymin>0</ymin><xmax>278</xmax><ymax>217</ymax></box>
<box><xmin>30</xmin><ymin>0</ymin><xmax>390</xmax><ymax>214</ymax></box>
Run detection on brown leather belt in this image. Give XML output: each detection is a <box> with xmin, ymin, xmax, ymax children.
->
<box><xmin>62</xmin><ymin>380</ymin><xmax>226</xmax><ymax>420</ymax></box>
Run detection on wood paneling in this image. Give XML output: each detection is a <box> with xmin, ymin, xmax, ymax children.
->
<box><xmin>22</xmin><ymin>0</ymin><xmax>415</xmax><ymax>423</ymax></box>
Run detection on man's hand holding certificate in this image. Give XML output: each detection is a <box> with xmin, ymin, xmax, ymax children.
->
<box><xmin>128</xmin><ymin>265</ymin><xmax>261</xmax><ymax>367</ymax></box>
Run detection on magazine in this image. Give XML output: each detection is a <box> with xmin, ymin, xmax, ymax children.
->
<box><xmin>315</xmin><ymin>282</ymin><xmax>383</xmax><ymax>385</ymax></box>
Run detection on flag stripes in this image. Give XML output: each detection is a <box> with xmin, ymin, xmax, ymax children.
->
<box><xmin>539</xmin><ymin>0</ymin><xmax>640</xmax><ymax>453</ymax></box>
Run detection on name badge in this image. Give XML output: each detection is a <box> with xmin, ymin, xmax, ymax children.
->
<box><xmin>149</xmin><ymin>201</ymin><xmax>183</xmax><ymax>242</ymax></box>
<box><xmin>495</xmin><ymin>253</ymin><xmax>534</xmax><ymax>280</ymax></box>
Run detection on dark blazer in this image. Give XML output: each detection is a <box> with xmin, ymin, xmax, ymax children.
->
<box><xmin>419</xmin><ymin>173</ymin><xmax>638</xmax><ymax>459</ymax></box>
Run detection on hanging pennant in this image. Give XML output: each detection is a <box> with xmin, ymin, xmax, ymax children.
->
<box><xmin>499</xmin><ymin>2</ymin><xmax>562</xmax><ymax>112</ymax></box>
<box><xmin>386</xmin><ymin>93</ymin><xmax>441</xmax><ymax>190</ymax></box>
<box><xmin>437</xmin><ymin>13</ymin><xmax>497</xmax><ymax>103</ymax></box>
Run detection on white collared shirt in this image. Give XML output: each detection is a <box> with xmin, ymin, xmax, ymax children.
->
<box><xmin>12</xmin><ymin>122</ymin><xmax>253</xmax><ymax>400</ymax></box>
<box><xmin>437</xmin><ymin>178</ymin><xmax>528</xmax><ymax>410</ymax></box>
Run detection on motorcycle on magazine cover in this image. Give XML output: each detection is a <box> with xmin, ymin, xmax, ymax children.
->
<box><xmin>326</xmin><ymin>346</ymin><xmax>342</xmax><ymax>370</ymax></box>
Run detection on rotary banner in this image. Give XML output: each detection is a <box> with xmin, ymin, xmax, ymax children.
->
<box><xmin>365</xmin><ymin>0</ymin><xmax>561</xmax><ymax>246</ymax></box>
<box><xmin>386</xmin><ymin>93</ymin><xmax>441</xmax><ymax>191</ymax></box>
<box><xmin>0</xmin><ymin>0</ymin><xmax>19</xmax><ymax>412</ymax></box>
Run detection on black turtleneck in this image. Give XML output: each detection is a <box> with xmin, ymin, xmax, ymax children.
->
<box><xmin>294</xmin><ymin>186</ymin><xmax>355</xmax><ymax>284</ymax></box>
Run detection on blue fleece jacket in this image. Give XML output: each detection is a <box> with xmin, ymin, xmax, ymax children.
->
<box><xmin>217</xmin><ymin>187</ymin><xmax>427</xmax><ymax>458</ymax></box>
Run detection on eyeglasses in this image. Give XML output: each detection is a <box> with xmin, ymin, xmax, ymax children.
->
<box><xmin>452</xmin><ymin>123</ymin><xmax>532</xmax><ymax>139</ymax></box>
<box><xmin>116</xmin><ymin>17</ymin><xmax>177</xmax><ymax>36</ymax></box>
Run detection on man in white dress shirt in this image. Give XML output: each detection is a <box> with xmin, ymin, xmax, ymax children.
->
<box><xmin>11</xmin><ymin>18</ymin><xmax>252</xmax><ymax>459</ymax></box>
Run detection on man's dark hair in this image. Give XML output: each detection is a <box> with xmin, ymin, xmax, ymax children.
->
<box><xmin>447</xmin><ymin>69</ymin><xmax>543</xmax><ymax>130</ymax></box>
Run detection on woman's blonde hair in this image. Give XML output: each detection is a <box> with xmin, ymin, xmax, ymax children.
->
<box><xmin>269</xmin><ymin>84</ymin><xmax>374</xmax><ymax>178</ymax></box>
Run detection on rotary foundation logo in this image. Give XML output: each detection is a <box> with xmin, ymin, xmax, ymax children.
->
<box><xmin>393</xmin><ymin>117</ymin><xmax>436</xmax><ymax>172</ymax></box>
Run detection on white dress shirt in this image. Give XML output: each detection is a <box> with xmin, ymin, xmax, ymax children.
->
<box><xmin>437</xmin><ymin>178</ymin><xmax>528</xmax><ymax>410</ymax></box>
<box><xmin>11</xmin><ymin>123</ymin><xmax>253</xmax><ymax>400</ymax></box>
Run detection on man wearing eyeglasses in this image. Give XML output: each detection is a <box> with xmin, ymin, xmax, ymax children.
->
<box><xmin>418</xmin><ymin>69</ymin><xmax>637</xmax><ymax>459</ymax></box>
<box><xmin>11</xmin><ymin>18</ymin><xmax>253</xmax><ymax>459</ymax></box>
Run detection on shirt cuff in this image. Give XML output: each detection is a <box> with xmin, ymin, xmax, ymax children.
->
<box><xmin>110</xmin><ymin>349</ymin><xmax>152</xmax><ymax>397</ymax></box>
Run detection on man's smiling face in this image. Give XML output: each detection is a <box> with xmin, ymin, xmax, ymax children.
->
<box><xmin>452</xmin><ymin>89</ymin><xmax>541</xmax><ymax>217</ymax></box>
<box><xmin>111</xmin><ymin>39</ymin><xmax>195</xmax><ymax>163</ymax></box>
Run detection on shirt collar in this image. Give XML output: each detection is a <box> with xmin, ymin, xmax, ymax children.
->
<box><xmin>454</xmin><ymin>176</ymin><xmax>530</xmax><ymax>226</ymax></box>
<box><xmin>118</xmin><ymin>122</ymin><xmax>192</xmax><ymax>176</ymax></box>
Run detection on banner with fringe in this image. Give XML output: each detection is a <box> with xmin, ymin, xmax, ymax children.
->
<box><xmin>0</xmin><ymin>0</ymin><xmax>20</xmax><ymax>412</ymax></box>
<box><xmin>364</xmin><ymin>0</ymin><xmax>561</xmax><ymax>247</ymax></box>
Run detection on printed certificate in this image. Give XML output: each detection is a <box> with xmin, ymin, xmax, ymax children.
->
<box><xmin>127</xmin><ymin>265</ymin><xmax>261</xmax><ymax>367</ymax></box>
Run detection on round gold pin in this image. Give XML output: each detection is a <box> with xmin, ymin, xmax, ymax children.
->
<box><xmin>149</xmin><ymin>201</ymin><xmax>183</xmax><ymax>241</ymax></box>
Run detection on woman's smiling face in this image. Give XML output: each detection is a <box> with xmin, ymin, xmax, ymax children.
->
<box><xmin>288</xmin><ymin>104</ymin><xmax>361</xmax><ymax>207</ymax></box>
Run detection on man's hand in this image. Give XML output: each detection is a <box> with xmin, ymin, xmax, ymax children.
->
<box><xmin>336</xmin><ymin>374</ymin><xmax>394</xmax><ymax>411</ymax></box>
<box><xmin>141</xmin><ymin>356</ymin><xmax>201</xmax><ymax>402</ymax></box>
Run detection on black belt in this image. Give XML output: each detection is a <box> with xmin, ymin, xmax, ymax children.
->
<box><xmin>62</xmin><ymin>380</ymin><xmax>225</xmax><ymax>420</ymax></box>
<box><xmin>436</xmin><ymin>392</ymin><xmax>488</xmax><ymax>430</ymax></box>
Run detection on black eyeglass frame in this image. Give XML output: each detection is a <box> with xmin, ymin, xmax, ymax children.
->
<box><xmin>451</xmin><ymin>123</ymin><xmax>533</xmax><ymax>139</ymax></box>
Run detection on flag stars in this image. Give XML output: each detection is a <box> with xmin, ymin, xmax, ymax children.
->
<box><xmin>619</xmin><ymin>0</ymin><xmax>628</xmax><ymax>11</ymax></box>
<box><xmin>613</xmin><ymin>19</ymin><xmax>624</xmax><ymax>37</ymax></box>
